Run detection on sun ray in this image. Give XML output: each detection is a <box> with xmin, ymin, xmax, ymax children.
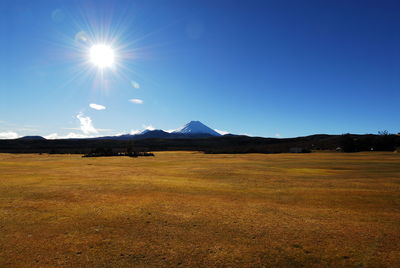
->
<box><xmin>42</xmin><ymin>1</ymin><xmax>182</xmax><ymax>98</ymax></box>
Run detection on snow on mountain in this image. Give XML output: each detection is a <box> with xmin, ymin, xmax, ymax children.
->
<box><xmin>173</xmin><ymin>121</ymin><xmax>221</xmax><ymax>136</ymax></box>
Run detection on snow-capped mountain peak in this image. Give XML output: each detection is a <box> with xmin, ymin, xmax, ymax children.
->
<box><xmin>173</xmin><ymin>121</ymin><xmax>221</xmax><ymax>136</ymax></box>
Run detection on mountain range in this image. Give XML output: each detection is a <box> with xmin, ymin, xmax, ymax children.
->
<box><xmin>12</xmin><ymin>121</ymin><xmax>225</xmax><ymax>141</ymax></box>
<box><xmin>2</xmin><ymin>124</ymin><xmax>398</xmax><ymax>154</ymax></box>
<box><xmin>95</xmin><ymin>121</ymin><xmax>227</xmax><ymax>141</ymax></box>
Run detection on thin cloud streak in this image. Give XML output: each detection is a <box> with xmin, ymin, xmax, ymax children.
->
<box><xmin>44</xmin><ymin>132</ymin><xmax>94</xmax><ymax>139</ymax></box>
<box><xmin>129</xmin><ymin>99</ymin><xmax>143</xmax><ymax>104</ymax></box>
<box><xmin>62</xmin><ymin>127</ymin><xmax>112</xmax><ymax>132</ymax></box>
<box><xmin>15</xmin><ymin>127</ymin><xmax>38</xmax><ymax>132</ymax></box>
<box><xmin>89</xmin><ymin>103</ymin><xmax>106</xmax><ymax>110</ymax></box>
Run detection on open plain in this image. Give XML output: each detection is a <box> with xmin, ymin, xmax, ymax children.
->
<box><xmin>0</xmin><ymin>152</ymin><xmax>399</xmax><ymax>267</ymax></box>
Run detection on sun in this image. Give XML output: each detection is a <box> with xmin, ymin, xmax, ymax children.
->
<box><xmin>89</xmin><ymin>44</ymin><xmax>115</xmax><ymax>68</ymax></box>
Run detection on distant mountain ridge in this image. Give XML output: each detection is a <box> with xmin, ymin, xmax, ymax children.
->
<box><xmin>16</xmin><ymin>136</ymin><xmax>47</xmax><ymax>141</ymax></box>
<box><xmin>5</xmin><ymin>121</ymin><xmax>399</xmax><ymax>154</ymax></box>
<box><xmin>3</xmin><ymin>133</ymin><xmax>399</xmax><ymax>154</ymax></box>
<box><xmin>98</xmin><ymin>121</ymin><xmax>223</xmax><ymax>141</ymax></box>
<box><xmin>14</xmin><ymin>121</ymin><xmax>225</xmax><ymax>141</ymax></box>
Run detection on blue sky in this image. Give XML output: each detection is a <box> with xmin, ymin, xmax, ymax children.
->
<box><xmin>0</xmin><ymin>0</ymin><xmax>399</xmax><ymax>139</ymax></box>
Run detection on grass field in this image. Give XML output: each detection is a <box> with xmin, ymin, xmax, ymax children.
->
<box><xmin>0</xmin><ymin>152</ymin><xmax>399</xmax><ymax>267</ymax></box>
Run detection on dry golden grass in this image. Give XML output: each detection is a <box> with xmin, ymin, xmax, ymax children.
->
<box><xmin>0</xmin><ymin>151</ymin><xmax>399</xmax><ymax>267</ymax></box>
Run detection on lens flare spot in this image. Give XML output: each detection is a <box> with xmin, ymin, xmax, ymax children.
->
<box><xmin>131</xmin><ymin>81</ymin><xmax>140</xmax><ymax>89</ymax></box>
<box><xmin>75</xmin><ymin>31</ymin><xmax>89</xmax><ymax>44</ymax></box>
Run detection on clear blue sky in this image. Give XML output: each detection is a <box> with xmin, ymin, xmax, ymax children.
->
<box><xmin>0</xmin><ymin>0</ymin><xmax>399</xmax><ymax>139</ymax></box>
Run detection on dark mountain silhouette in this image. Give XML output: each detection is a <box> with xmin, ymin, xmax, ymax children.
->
<box><xmin>2</xmin><ymin>122</ymin><xmax>398</xmax><ymax>154</ymax></box>
<box><xmin>98</xmin><ymin>130</ymin><xmax>217</xmax><ymax>141</ymax></box>
<box><xmin>17</xmin><ymin>136</ymin><xmax>47</xmax><ymax>141</ymax></box>
<box><xmin>0</xmin><ymin>133</ymin><xmax>398</xmax><ymax>154</ymax></box>
<box><xmin>96</xmin><ymin>121</ymin><xmax>222</xmax><ymax>140</ymax></box>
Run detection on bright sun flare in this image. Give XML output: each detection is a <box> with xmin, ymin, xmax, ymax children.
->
<box><xmin>89</xmin><ymin>44</ymin><xmax>115</xmax><ymax>68</ymax></box>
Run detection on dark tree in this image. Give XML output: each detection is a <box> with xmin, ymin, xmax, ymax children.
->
<box><xmin>340</xmin><ymin>134</ymin><xmax>357</xmax><ymax>152</ymax></box>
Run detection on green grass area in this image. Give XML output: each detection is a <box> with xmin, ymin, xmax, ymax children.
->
<box><xmin>1</xmin><ymin>152</ymin><xmax>399</xmax><ymax>267</ymax></box>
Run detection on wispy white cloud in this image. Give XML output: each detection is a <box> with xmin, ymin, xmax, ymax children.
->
<box><xmin>0</xmin><ymin>121</ymin><xmax>39</xmax><ymax>132</ymax></box>
<box><xmin>44</xmin><ymin>133</ymin><xmax>60</xmax><ymax>139</ymax></box>
<box><xmin>62</xmin><ymin>127</ymin><xmax>112</xmax><ymax>132</ymax></box>
<box><xmin>44</xmin><ymin>132</ymin><xmax>94</xmax><ymax>139</ymax></box>
<box><xmin>130</xmin><ymin>129</ymin><xmax>143</xmax><ymax>135</ymax></box>
<box><xmin>62</xmin><ymin>127</ymin><xmax>81</xmax><ymax>131</ymax></box>
<box><xmin>15</xmin><ymin>127</ymin><xmax>39</xmax><ymax>132</ymax></box>
<box><xmin>89</xmin><ymin>103</ymin><xmax>106</xmax><ymax>110</ymax></box>
<box><xmin>0</xmin><ymin>131</ymin><xmax>19</xmax><ymax>139</ymax></box>
<box><xmin>45</xmin><ymin>129</ymin><xmax>114</xmax><ymax>140</ymax></box>
<box><xmin>130</xmin><ymin>124</ymin><xmax>155</xmax><ymax>135</ymax></box>
<box><xmin>77</xmin><ymin>113</ymin><xmax>98</xmax><ymax>135</ymax></box>
<box><xmin>275</xmin><ymin>133</ymin><xmax>282</xmax><ymax>138</ymax></box>
<box><xmin>129</xmin><ymin>98</ymin><xmax>143</xmax><ymax>104</ymax></box>
<box><xmin>0</xmin><ymin>121</ymin><xmax>38</xmax><ymax>138</ymax></box>
<box><xmin>142</xmin><ymin>124</ymin><xmax>155</xmax><ymax>131</ymax></box>
<box><xmin>214</xmin><ymin>129</ymin><xmax>230</xmax><ymax>135</ymax></box>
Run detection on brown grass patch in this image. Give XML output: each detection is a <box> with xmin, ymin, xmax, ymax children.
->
<box><xmin>0</xmin><ymin>152</ymin><xmax>399</xmax><ymax>267</ymax></box>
